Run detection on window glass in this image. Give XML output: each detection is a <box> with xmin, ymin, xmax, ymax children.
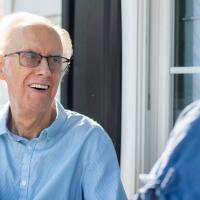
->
<box><xmin>174</xmin><ymin>74</ymin><xmax>200</xmax><ymax>120</ymax></box>
<box><xmin>175</xmin><ymin>0</ymin><xmax>200</xmax><ymax>66</ymax></box>
<box><xmin>173</xmin><ymin>0</ymin><xmax>200</xmax><ymax>121</ymax></box>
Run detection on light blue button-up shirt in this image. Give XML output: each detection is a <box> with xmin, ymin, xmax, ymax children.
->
<box><xmin>0</xmin><ymin>101</ymin><xmax>127</xmax><ymax>200</ymax></box>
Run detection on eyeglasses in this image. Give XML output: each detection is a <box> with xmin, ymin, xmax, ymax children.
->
<box><xmin>4</xmin><ymin>51</ymin><xmax>70</xmax><ymax>72</ymax></box>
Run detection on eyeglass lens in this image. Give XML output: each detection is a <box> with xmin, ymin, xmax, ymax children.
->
<box><xmin>19</xmin><ymin>52</ymin><xmax>68</xmax><ymax>72</ymax></box>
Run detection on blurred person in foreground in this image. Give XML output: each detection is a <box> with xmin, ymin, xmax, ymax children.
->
<box><xmin>136</xmin><ymin>100</ymin><xmax>200</xmax><ymax>199</ymax></box>
<box><xmin>0</xmin><ymin>12</ymin><xmax>127</xmax><ymax>200</ymax></box>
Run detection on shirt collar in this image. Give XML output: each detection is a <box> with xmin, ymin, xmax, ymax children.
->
<box><xmin>45</xmin><ymin>101</ymin><xmax>67</xmax><ymax>139</ymax></box>
<box><xmin>0</xmin><ymin>101</ymin><xmax>67</xmax><ymax>139</ymax></box>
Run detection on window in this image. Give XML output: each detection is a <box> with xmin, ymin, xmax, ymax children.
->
<box><xmin>172</xmin><ymin>0</ymin><xmax>200</xmax><ymax>121</ymax></box>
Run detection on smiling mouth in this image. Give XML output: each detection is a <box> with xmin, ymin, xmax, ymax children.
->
<box><xmin>29</xmin><ymin>84</ymin><xmax>50</xmax><ymax>90</ymax></box>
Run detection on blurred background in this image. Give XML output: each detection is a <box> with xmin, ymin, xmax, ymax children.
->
<box><xmin>0</xmin><ymin>0</ymin><xmax>200</xmax><ymax>199</ymax></box>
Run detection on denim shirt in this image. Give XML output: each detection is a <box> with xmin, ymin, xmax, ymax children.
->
<box><xmin>136</xmin><ymin>100</ymin><xmax>200</xmax><ymax>200</ymax></box>
<box><xmin>0</xmin><ymin>101</ymin><xmax>127</xmax><ymax>200</ymax></box>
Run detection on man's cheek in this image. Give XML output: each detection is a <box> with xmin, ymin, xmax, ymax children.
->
<box><xmin>3</xmin><ymin>65</ymin><xmax>12</xmax><ymax>77</ymax></box>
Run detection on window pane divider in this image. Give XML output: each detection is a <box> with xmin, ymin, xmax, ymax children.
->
<box><xmin>182</xmin><ymin>15</ymin><xmax>200</xmax><ymax>21</ymax></box>
<box><xmin>170</xmin><ymin>66</ymin><xmax>200</xmax><ymax>74</ymax></box>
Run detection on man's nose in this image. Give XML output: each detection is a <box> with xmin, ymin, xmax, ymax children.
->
<box><xmin>35</xmin><ymin>57</ymin><xmax>52</xmax><ymax>76</ymax></box>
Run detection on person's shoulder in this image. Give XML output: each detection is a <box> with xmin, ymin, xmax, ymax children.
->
<box><xmin>65</xmin><ymin>108</ymin><xmax>108</xmax><ymax>137</ymax></box>
<box><xmin>65</xmin><ymin>109</ymin><xmax>113</xmax><ymax>156</ymax></box>
<box><xmin>176</xmin><ymin>100</ymin><xmax>200</xmax><ymax>122</ymax></box>
<box><xmin>170</xmin><ymin>100</ymin><xmax>200</xmax><ymax>133</ymax></box>
<box><xmin>57</xmin><ymin>101</ymin><xmax>99</xmax><ymax>128</ymax></box>
<box><xmin>57</xmin><ymin>101</ymin><xmax>110</xmax><ymax>141</ymax></box>
<box><xmin>65</xmin><ymin>109</ymin><xmax>100</xmax><ymax>128</ymax></box>
<box><xmin>168</xmin><ymin>100</ymin><xmax>200</xmax><ymax>149</ymax></box>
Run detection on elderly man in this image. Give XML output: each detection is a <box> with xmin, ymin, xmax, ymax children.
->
<box><xmin>0</xmin><ymin>12</ymin><xmax>127</xmax><ymax>200</ymax></box>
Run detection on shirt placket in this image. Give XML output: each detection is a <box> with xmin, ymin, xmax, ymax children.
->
<box><xmin>19</xmin><ymin>141</ymin><xmax>37</xmax><ymax>200</ymax></box>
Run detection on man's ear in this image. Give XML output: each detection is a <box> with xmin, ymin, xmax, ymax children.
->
<box><xmin>0</xmin><ymin>56</ymin><xmax>6</xmax><ymax>80</ymax></box>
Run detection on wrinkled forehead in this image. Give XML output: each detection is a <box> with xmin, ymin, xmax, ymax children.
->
<box><xmin>4</xmin><ymin>23</ymin><xmax>63</xmax><ymax>54</ymax></box>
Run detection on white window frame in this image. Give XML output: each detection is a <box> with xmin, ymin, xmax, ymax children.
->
<box><xmin>148</xmin><ymin>0</ymin><xmax>174</xmax><ymax>166</ymax></box>
<box><xmin>120</xmin><ymin>0</ymin><xmax>174</xmax><ymax>199</ymax></box>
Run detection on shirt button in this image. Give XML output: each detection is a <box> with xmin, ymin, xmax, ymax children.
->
<box><xmin>21</xmin><ymin>180</ymin><xmax>27</xmax><ymax>186</ymax></box>
<box><xmin>27</xmin><ymin>145</ymin><xmax>32</xmax><ymax>150</ymax></box>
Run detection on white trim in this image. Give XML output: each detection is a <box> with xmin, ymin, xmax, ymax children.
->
<box><xmin>3</xmin><ymin>0</ymin><xmax>13</xmax><ymax>14</ymax></box>
<box><xmin>134</xmin><ymin>0</ymin><xmax>149</xmax><ymax>190</ymax></box>
<box><xmin>148</xmin><ymin>0</ymin><xmax>173</xmax><ymax>168</ymax></box>
<box><xmin>121</xmin><ymin>0</ymin><xmax>150</xmax><ymax>198</ymax></box>
<box><xmin>121</xmin><ymin>0</ymin><xmax>138</xmax><ymax>198</ymax></box>
<box><xmin>170</xmin><ymin>66</ymin><xmax>200</xmax><ymax>74</ymax></box>
<box><xmin>0</xmin><ymin>81</ymin><xmax>9</xmax><ymax>105</ymax></box>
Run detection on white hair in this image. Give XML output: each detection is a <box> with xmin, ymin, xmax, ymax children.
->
<box><xmin>0</xmin><ymin>12</ymin><xmax>73</xmax><ymax>73</ymax></box>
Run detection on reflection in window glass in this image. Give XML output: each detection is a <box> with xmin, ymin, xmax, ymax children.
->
<box><xmin>175</xmin><ymin>0</ymin><xmax>200</xmax><ymax>67</ymax></box>
<box><xmin>174</xmin><ymin>74</ymin><xmax>200</xmax><ymax>120</ymax></box>
<box><xmin>174</xmin><ymin>0</ymin><xmax>200</xmax><ymax>121</ymax></box>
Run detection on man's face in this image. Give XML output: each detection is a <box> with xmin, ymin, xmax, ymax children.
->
<box><xmin>0</xmin><ymin>24</ymin><xmax>63</xmax><ymax>113</ymax></box>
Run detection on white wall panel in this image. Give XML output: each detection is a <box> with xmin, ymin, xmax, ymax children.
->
<box><xmin>0</xmin><ymin>80</ymin><xmax>8</xmax><ymax>105</ymax></box>
<box><xmin>14</xmin><ymin>0</ymin><xmax>61</xmax><ymax>16</ymax></box>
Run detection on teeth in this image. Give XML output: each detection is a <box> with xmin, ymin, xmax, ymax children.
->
<box><xmin>30</xmin><ymin>84</ymin><xmax>49</xmax><ymax>90</ymax></box>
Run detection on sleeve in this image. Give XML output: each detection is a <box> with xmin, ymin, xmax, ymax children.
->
<box><xmin>82</xmin><ymin>128</ymin><xmax>128</xmax><ymax>200</ymax></box>
<box><xmin>135</xmin><ymin>100</ymin><xmax>200</xmax><ymax>200</ymax></box>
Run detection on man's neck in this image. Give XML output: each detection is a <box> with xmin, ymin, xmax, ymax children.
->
<box><xmin>8</xmin><ymin>103</ymin><xmax>57</xmax><ymax>139</ymax></box>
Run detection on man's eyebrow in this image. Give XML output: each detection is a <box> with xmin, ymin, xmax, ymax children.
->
<box><xmin>17</xmin><ymin>49</ymin><xmax>62</xmax><ymax>56</ymax></box>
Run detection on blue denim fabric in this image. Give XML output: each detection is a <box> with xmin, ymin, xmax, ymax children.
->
<box><xmin>136</xmin><ymin>100</ymin><xmax>200</xmax><ymax>200</ymax></box>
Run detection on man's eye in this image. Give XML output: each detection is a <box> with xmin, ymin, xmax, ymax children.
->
<box><xmin>20</xmin><ymin>52</ymin><xmax>38</xmax><ymax>61</ymax></box>
<box><xmin>25</xmin><ymin>52</ymin><xmax>38</xmax><ymax>59</ymax></box>
<box><xmin>51</xmin><ymin>57</ymin><xmax>61</xmax><ymax>63</ymax></box>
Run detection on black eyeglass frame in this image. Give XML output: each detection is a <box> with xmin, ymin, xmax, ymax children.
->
<box><xmin>4</xmin><ymin>50</ymin><xmax>70</xmax><ymax>72</ymax></box>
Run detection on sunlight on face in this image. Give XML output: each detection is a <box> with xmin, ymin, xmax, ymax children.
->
<box><xmin>3</xmin><ymin>23</ymin><xmax>63</xmax><ymax>114</ymax></box>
